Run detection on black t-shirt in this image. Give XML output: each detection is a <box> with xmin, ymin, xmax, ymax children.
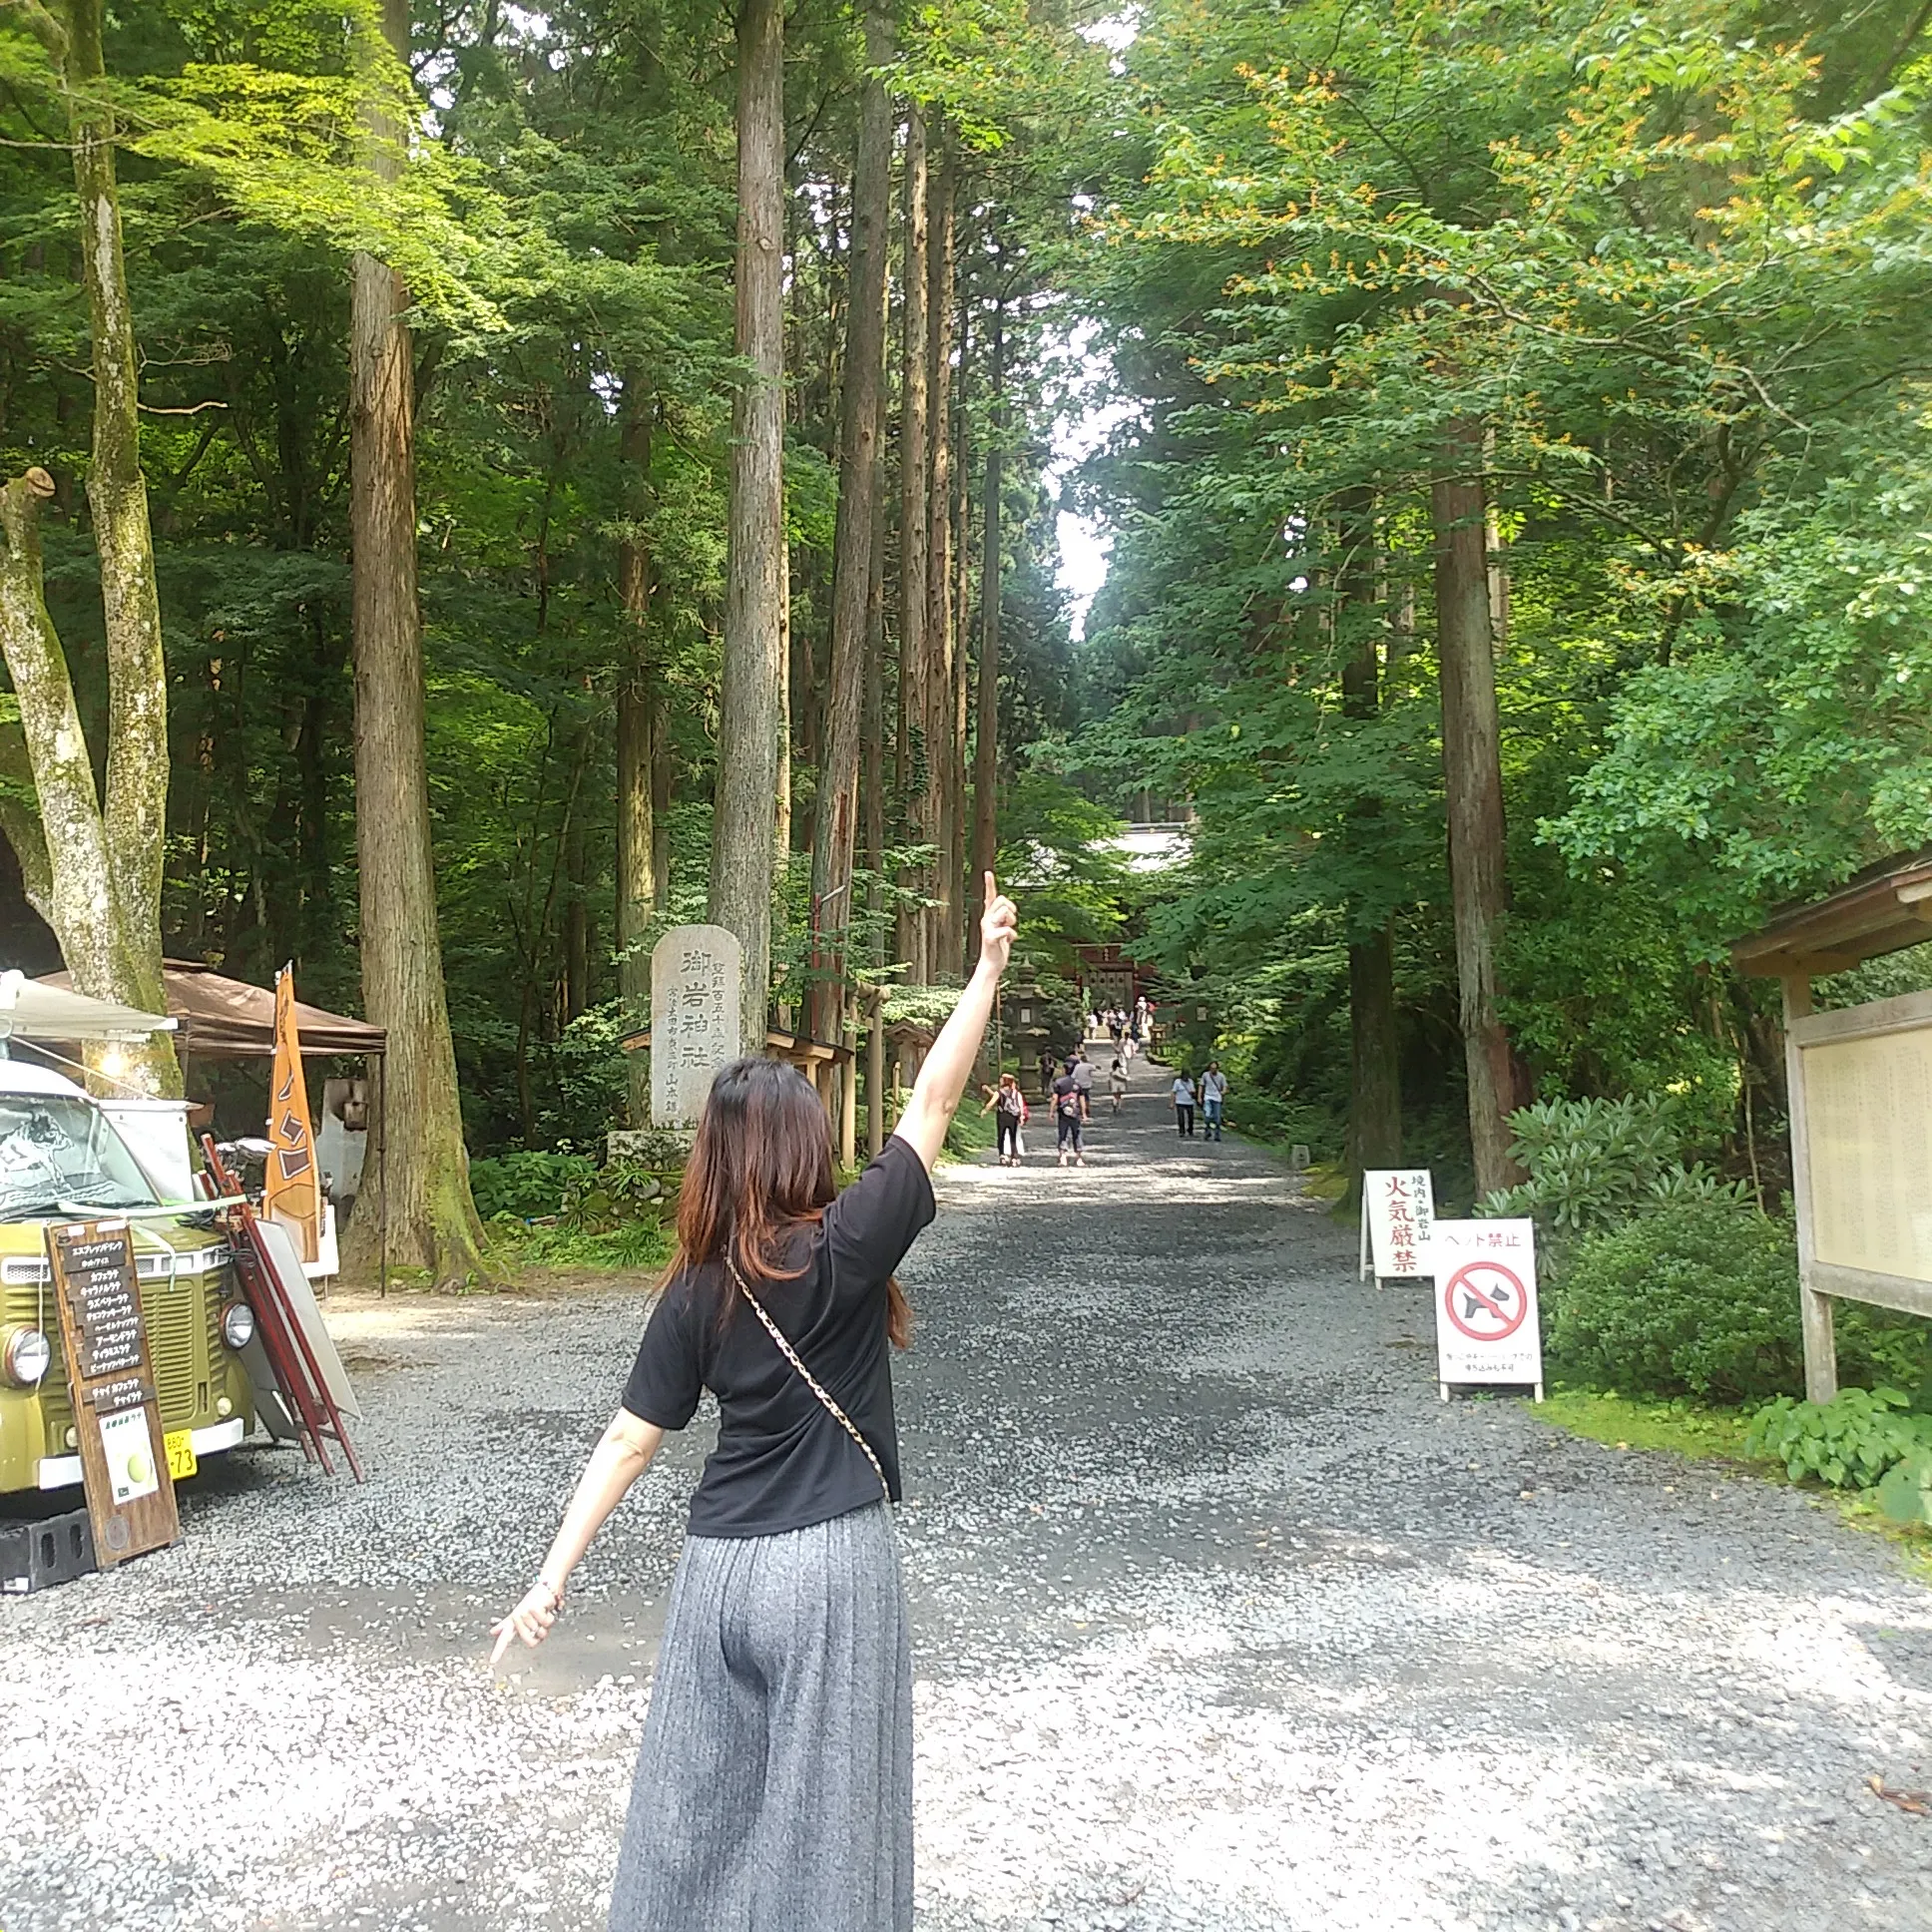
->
<box><xmin>1052</xmin><ymin>1073</ymin><xmax>1082</xmax><ymax>1117</ymax></box>
<box><xmin>620</xmin><ymin>1134</ymin><xmax>936</xmax><ymax>1538</ymax></box>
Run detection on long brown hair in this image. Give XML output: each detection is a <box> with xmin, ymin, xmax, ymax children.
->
<box><xmin>672</xmin><ymin>1057</ymin><xmax>911</xmax><ymax>1348</ymax></box>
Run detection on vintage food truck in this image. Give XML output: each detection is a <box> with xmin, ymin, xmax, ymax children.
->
<box><xmin>0</xmin><ymin>1060</ymin><xmax>254</xmax><ymax>1497</ymax></box>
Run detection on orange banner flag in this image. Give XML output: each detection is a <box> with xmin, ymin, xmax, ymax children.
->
<box><xmin>264</xmin><ymin>964</ymin><xmax>321</xmax><ymax>1263</ymax></box>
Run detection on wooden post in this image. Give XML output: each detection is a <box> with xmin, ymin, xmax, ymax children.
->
<box><xmin>866</xmin><ymin>993</ymin><xmax>884</xmax><ymax>1159</ymax></box>
<box><xmin>840</xmin><ymin>1002</ymin><xmax>858</xmax><ymax>1170</ymax></box>
<box><xmin>1781</xmin><ymin>971</ymin><xmax>1836</xmax><ymax>1402</ymax></box>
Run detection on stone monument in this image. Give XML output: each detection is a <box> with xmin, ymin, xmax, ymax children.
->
<box><xmin>650</xmin><ymin>924</ymin><xmax>743</xmax><ymax>1128</ymax></box>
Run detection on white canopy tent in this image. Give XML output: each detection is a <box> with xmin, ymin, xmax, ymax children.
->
<box><xmin>0</xmin><ymin>970</ymin><xmax>176</xmax><ymax>1046</ymax></box>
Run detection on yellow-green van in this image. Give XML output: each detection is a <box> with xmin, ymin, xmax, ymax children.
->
<box><xmin>0</xmin><ymin>1061</ymin><xmax>253</xmax><ymax>1497</ymax></box>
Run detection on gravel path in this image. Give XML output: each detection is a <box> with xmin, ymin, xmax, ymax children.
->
<box><xmin>3</xmin><ymin>1051</ymin><xmax>1929</xmax><ymax>1931</ymax></box>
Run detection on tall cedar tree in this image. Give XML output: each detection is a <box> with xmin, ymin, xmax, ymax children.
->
<box><xmin>347</xmin><ymin>0</ymin><xmax>488</xmax><ymax>1280</ymax></box>
<box><xmin>807</xmin><ymin>0</ymin><xmax>895</xmax><ymax>1044</ymax></box>
<box><xmin>710</xmin><ymin>0</ymin><xmax>787</xmax><ymax>1050</ymax></box>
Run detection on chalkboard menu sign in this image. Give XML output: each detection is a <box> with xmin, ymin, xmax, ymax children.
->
<box><xmin>45</xmin><ymin>1219</ymin><xmax>181</xmax><ymax>1566</ymax></box>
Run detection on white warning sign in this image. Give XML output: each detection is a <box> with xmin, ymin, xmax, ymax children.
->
<box><xmin>1360</xmin><ymin>1169</ymin><xmax>1436</xmax><ymax>1280</ymax></box>
<box><xmin>1431</xmin><ymin>1218</ymin><xmax>1543</xmax><ymax>1397</ymax></box>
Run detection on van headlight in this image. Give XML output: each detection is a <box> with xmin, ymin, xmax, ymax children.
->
<box><xmin>221</xmin><ymin>1303</ymin><xmax>255</xmax><ymax>1350</ymax></box>
<box><xmin>2</xmin><ymin>1327</ymin><xmax>52</xmax><ymax>1388</ymax></box>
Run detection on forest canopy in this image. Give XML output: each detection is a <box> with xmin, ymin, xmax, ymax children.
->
<box><xmin>3</xmin><ymin>0</ymin><xmax>1929</xmax><ymax>1243</ymax></box>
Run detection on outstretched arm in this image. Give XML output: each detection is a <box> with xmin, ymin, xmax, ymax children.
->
<box><xmin>489</xmin><ymin>1406</ymin><xmax>665</xmax><ymax>1666</ymax></box>
<box><xmin>894</xmin><ymin>871</ymin><xmax>1017</xmax><ymax>1173</ymax></box>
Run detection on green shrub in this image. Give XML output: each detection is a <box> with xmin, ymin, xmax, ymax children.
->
<box><xmin>558</xmin><ymin>1158</ymin><xmax>670</xmax><ymax>1234</ymax></box>
<box><xmin>1545</xmin><ymin>1198</ymin><xmax>1801</xmax><ymax>1400</ymax></box>
<box><xmin>1744</xmin><ymin>1387</ymin><xmax>1932</xmax><ymax>1490</ymax></box>
<box><xmin>1479</xmin><ymin>1094</ymin><xmax>1750</xmax><ymax>1236</ymax></box>
<box><xmin>469</xmin><ymin>1150</ymin><xmax>598</xmax><ymax>1220</ymax></box>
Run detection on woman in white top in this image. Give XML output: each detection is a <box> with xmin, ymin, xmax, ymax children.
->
<box><xmin>1171</xmin><ymin>1071</ymin><xmax>1197</xmax><ymax>1139</ymax></box>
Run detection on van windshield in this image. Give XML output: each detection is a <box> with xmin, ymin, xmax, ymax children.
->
<box><xmin>0</xmin><ymin>1095</ymin><xmax>162</xmax><ymax>1219</ymax></box>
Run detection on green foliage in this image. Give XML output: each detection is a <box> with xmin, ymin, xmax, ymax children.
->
<box><xmin>480</xmin><ymin>1152</ymin><xmax>677</xmax><ymax>1272</ymax></box>
<box><xmin>943</xmin><ymin>1102</ymin><xmax>995</xmax><ymax>1162</ymax></box>
<box><xmin>541</xmin><ymin>1006</ymin><xmax>633</xmax><ymax>1146</ymax></box>
<box><xmin>1544</xmin><ymin>1198</ymin><xmax>1802</xmax><ymax>1402</ymax></box>
<box><xmin>469</xmin><ymin>1150</ymin><xmax>597</xmax><ymax>1220</ymax></box>
<box><xmin>1067</xmin><ymin>0</ymin><xmax>1932</xmax><ymax>1210</ymax></box>
<box><xmin>1876</xmin><ymin>1451</ymin><xmax>1932</xmax><ymax>1530</ymax></box>
<box><xmin>489</xmin><ymin>1215</ymin><xmax>674</xmax><ymax>1273</ymax></box>
<box><xmin>1535</xmin><ymin>1389</ymin><xmax>1757</xmax><ymax>1463</ymax></box>
<box><xmin>1214</xmin><ymin>1087</ymin><xmax>1338</xmax><ymax>1161</ymax></box>
<box><xmin>1479</xmin><ymin>1096</ymin><xmax>1750</xmax><ymax>1234</ymax></box>
<box><xmin>556</xmin><ymin>1157</ymin><xmax>670</xmax><ymax>1235</ymax></box>
<box><xmin>994</xmin><ymin>770</ymin><xmax>1133</xmax><ymax>976</ymax></box>
<box><xmin>1744</xmin><ymin>1389</ymin><xmax>1932</xmax><ymax>1492</ymax></box>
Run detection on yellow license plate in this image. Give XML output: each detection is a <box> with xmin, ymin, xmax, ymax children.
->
<box><xmin>165</xmin><ymin>1429</ymin><xmax>197</xmax><ymax>1482</ymax></box>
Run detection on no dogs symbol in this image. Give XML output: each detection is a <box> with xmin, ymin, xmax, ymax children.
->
<box><xmin>1442</xmin><ymin>1260</ymin><xmax>1529</xmax><ymax>1342</ymax></box>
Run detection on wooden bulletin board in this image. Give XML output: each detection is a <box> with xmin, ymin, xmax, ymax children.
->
<box><xmin>44</xmin><ymin>1219</ymin><xmax>182</xmax><ymax>1567</ymax></box>
<box><xmin>1789</xmin><ymin>990</ymin><xmax>1932</xmax><ymax>1318</ymax></box>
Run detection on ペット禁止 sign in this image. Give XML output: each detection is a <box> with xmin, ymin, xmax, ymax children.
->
<box><xmin>1360</xmin><ymin>1169</ymin><xmax>1436</xmax><ymax>1281</ymax></box>
<box><xmin>1431</xmin><ymin>1218</ymin><xmax>1543</xmax><ymax>1399</ymax></box>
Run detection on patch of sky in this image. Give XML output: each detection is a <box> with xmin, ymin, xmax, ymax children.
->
<box><xmin>1041</xmin><ymin>318</ymin><xmax>1146</xmax><ymax>640</ymax></box>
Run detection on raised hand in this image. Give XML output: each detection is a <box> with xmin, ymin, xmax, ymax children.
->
<box><xmin>979</xmin><ymin>870</ymin><xmax>1018</xmax><ymax>975</ymax></box>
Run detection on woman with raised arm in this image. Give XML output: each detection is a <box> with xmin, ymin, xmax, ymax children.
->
<box><xmin>490</xmin><ymin>874</ymin><xmax>1019</xmax><ymax>1932</ymax></box>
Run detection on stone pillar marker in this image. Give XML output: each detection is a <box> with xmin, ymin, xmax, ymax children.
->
<box><xmin>651</xmin><ymin>925</ymin><xmax>744</xmax><ymax>1128</ymax></box>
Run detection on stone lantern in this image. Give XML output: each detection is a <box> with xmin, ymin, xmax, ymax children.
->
<box><xmin>1006</xmin><ymin>959</ymin><xmax>1052</xmax><ymax>1102</ymax></box>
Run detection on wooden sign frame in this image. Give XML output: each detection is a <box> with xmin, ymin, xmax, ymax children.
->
<box><xmin>1782</xmin><ymin>982</ymin><xmax>1932</xmax><ymax>1401</ymax></box>
<box><xmin>44</xmin><ymin>1218</ymin><xmax>181</xmax><ymax>1567</ymax></box>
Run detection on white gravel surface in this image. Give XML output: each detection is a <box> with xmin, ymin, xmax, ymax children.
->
<box><xmin>3</xmin><ymin>1053</ymin><xmax>1929</xmax><ymax>1931</ymax></box>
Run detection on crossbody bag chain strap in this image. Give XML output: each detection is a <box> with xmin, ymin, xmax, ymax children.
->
<box><xmin>724</xmin><ymin>1253</ymin><xmax>890</xmax><ymax>1501</ymax></box>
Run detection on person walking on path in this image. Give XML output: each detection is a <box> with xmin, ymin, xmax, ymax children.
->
<box><xmin>1109</xmin><ymin>1055</ymin><xmax>1128</xmax><ymax>1117</ymax></box>
<box><xmin>1052</xmin><ymin>1057</ymin><xmax>1087</xmax><ymax>1167</ymax></box>
<box><xmin>1199</xmin><ymin>1062</ymin><xmax>1227</xmax><ymax>1141</ymax></box>
<box><xmin>1172</xmin><ymin>1068</ymin><xmax>1197</xmax><ymax>1139</ymax></box>
<box><xmin>490</xmin><ymin>875</ymin><xmax>1020</xmax><ymax>1932</ymax></box>
<box><xmin>983</xmin><ymin>1072</ymin><xmax>1027</xmax><ymax>1166</ymax></box>
<box><xmin>1072</xmin><ymin>1046</ymin><xmax>1096</xmax><ymax>1121</ymax></box>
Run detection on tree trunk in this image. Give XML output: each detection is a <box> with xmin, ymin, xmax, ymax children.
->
<box><xmin>70</xmin><ymin>0</ymin><xmax>165</xmax><ymax>1020</ymax></box>
<box><xmin>710</xmin><ymin>0</ymin><xmax>787</xmax><ymax>1052</ymax></box>
<box><xmin>1433</xmin><ymin>423</ymin><xmax>1525</xmax><ymax>1195</ymax></box>
<box><xmin>616</xmin><ymin>383</ymin><xmax>659</xmax><ymax>1126</ymax></box>
<box><xmin>896</xmin><ymin>112</ymin><xmax>930</xmax><ymax>983</ymax></box>
<box><xmin>346</xmin><ymin>0</ymin><xmax>487</xmax><ymax>1282</ymax></box>
<box><xmin>0</xmin><ymin>473</ymin><xmax>131</xmax><ymax>1006</ymax></box>
<box><xmin>923</xmin><ymin>127</ymin><xmax>957</xmax><ymax>976</ymax></box>
<box><xmin>972</xmin><ymin>303</ymin><xmax>1004</xmax><ymax>917</ymax></box>
<box><xmin>863</xmin><ymin>477</ymin><xmax>887</xmax><ymax>957</ymax></box>
<box><xmin>948</xmin><ymin>307</ymin><xmax>970</xmax><ymax>977</ymax></box>
<box><xmin>1344</xmin><ymin>926</ymin><xmax>1403</xmax><ymax>1177</ymax></box>
<box><xmin>562</xmin><ymin>740</ymin><xmax>590</xmax><ymax>1024</ymax></box>
<box><xmin>1338</xmin><ymin>489</ymin><xmax>1401</xmax><ymax>1195</ymax></box>
<box><xmin>650</xmin><ymin>621</ymin><xmax>673</xmax><ymax>909</ymax></box>
<box><xmin>0</xmin><ymin>0</ymin><xmax>179</xmax><ymax>1093</ymax></box>
<box><xmin>806</xmin><ymin>0</ymin><xmax>893</xmax><ymax>1045</ymax></box>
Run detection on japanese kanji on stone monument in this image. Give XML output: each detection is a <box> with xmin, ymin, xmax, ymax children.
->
<box><xmin>650</xmin><ymin>924</ymin><xmax>743</xmax><ymax>1129</ymax></box>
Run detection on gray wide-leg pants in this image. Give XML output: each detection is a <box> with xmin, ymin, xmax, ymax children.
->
<box><xmin>608</xmin><ymin>1501</ymin><xmax>912</xmax><ymax>1932</ymax></box>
